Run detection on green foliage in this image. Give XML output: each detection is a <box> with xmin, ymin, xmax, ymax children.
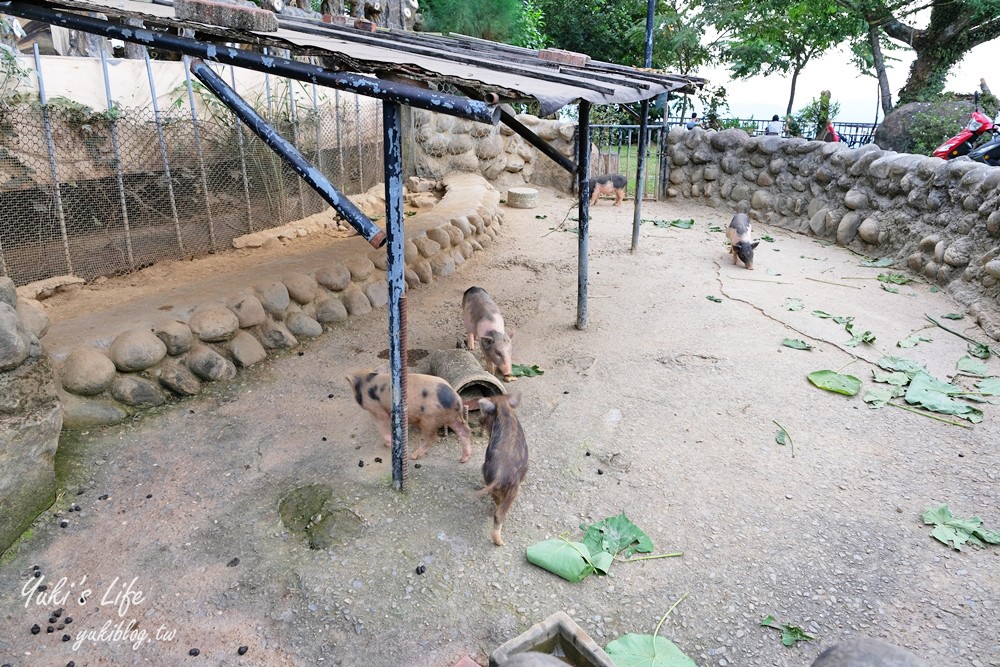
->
<box><xmin>510</xmin><ymin>363</ymin><xmax>544</xmax><ymax>377</ymax></box>
<box><xmin>923</xmin><ymin>505</ymin><xmax>1000</xmax><ymax>551</ymax></box>
<box><xmin>909</xmin><ymin>106</ymin><xmax>972</xmax><ymax>155</ymax></box>
<box><xmin>698</xmin><ymin>84</ymin><xmax>730</xmax><ymax>130</ymax></box>
<box><xmin>580</xmin><ymin>513</ymin><xmax>655</xmax><ymax>560</ymax></box>
<box><xmin>537</xmin><ymin>0</ymin><xmax>647</xmax><ymax>65</ymax></box>
<box><xmin>0</xmin><ymin>38</ymin><xmax>29</xmax><ymax>104</ymax></box>
<box><xmin>421</xmin><ymin>0</ymin><xmax>523</xmax><ymax>42</ymax></box>
<box><xmin>790</xmin><ymin>95</ymin><xmax>840</xmax><ymax>138</ymax></box>
<box><xmin>605</xmin><ymin>634</ymin><xmax>697</xmax><ymax>667</ymax></box>
<box><xmin>513</xmin><ymin>0</ymin><xmax>549</xmax><ymax>49</ymax></box>
<box><xmin>807</xmin><ymin>370</ymin><xmax>862</xmax><ymax>396</ymax></box>
<box><xmin>760</xmin><ymin>615</ymin><xmax>815</xmax><ymax>646</ymax></box>
<box><xmin>626</xmin><ymin>1</ymin><xmax>710</xmax><ymax>74</ymax></box>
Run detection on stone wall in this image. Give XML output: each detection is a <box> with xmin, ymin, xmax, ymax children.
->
<box><xmin>1</xmin><ymin>278</ymin><xmax>62</xmax><ymax>554</ymax></box>
<box><xmin>663</xmin><ymin>127</ymin><xmax>1000</xmax><ymax>340</ymax></box>
<box><xmin>411</xmin><ymin>110</ymin><xmax>579</xmax><ymax>193</ymax></box>
<box><xmin>51</xmin><ymin>173</ymin><xmax>505</xmax><ymax>429</ymax></box>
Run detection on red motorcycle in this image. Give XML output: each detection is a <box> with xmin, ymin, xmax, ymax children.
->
<box><xmin>933</xmin><ymin>93</ymin><xmax>997</xmax><ymax>162</ymax></box>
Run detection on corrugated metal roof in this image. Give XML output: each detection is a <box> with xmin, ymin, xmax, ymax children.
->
<box><xmin>28</xmin><ymin>0</ymin><xmax>705</xmax><ymax>115</ymax></box>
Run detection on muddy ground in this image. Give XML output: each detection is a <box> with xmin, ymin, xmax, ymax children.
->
<box><xmin>1</xmin><ymin>188</ymin><xmax>999</xmax><ymax>667</ymax></box>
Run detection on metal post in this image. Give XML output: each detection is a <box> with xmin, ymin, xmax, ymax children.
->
<box><xmin>183</xmin><ymin>55</ymin><xmax>217</xmax><ymax>252</ymax></box>
<box><xmin>33</xmin><ymin>45</ymin><xmax>73</xmax><ymax>275</ymax></box>
<box><xmin>576</xmin><ymin>101</ymin><xmax>591</xmax><ymax>331</ymax></box>
<box><xmin>383</xmin><ymin>100</ymin><xmax>409</xmax><ymax>491</ymax></box>
<box><xmin>263</xmin><ymin>48</ymin><xmax>274</xmax><ymax>120</ymax></box>
<box><xmin>631</xmin><ymin>98</ymin><xmax>651</xmax><ymax>252</ymax></box>
<box><xmin>99</xmin><ymin>44</ymin><xmax>135</xmax><ymax>269</ymax></box>
<box><xmin>335</xmin><ymin>90</ymin><xmax>345</xmax><ymax>181</ymax></box>
<box><xmin>288</xmin><ymin>79</ymin><xmax>306</xmax><ymax>219</ymax></box>
<box><xmin>191</xmin><ymin>59</ymin><xmax>386</xmax><ymax>247</ymax></box>
<box><xmin>144</xmin><ymin>50</ymin><xmax>183</xmax><ymax>252</ymax></box>
<box><xmin>355</xmin><ymin>95</ymin><xmax>364</xmax><ymax>190</ymax></box>
<box><xmin>658</xmin><ymin>93</ymin><xmax>672</xmax><ymax>200</ymax></box>
<box><xmin>231</xmin><ymin>66</ymin><xmax>255</xmax><ymax>231</ymax></box>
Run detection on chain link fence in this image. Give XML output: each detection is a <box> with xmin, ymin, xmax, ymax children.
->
<box><xmin>0</xmin><ymin>80</ymin><xmax>384</xmax><ymax>286</ymax></box>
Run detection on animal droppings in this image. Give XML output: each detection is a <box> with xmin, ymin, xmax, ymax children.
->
<box><xmin>416</xmin><ymin>565</ymin><xmax>426</xmax><ymax>575</ymax></box>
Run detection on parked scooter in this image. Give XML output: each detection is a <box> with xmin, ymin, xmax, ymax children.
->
<box><xmin>933</xmin><ymin>92</ymin><xmax>999</xmax><ymax>165</ymax></box>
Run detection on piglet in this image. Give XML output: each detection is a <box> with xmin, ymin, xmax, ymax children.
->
<box><xmin>727</xmin><ymin>201</ymin><xmax>759</xmax><ymax>270</ymax></box>
<box><xmin>462</xmin><ymin>286</ymin><xmax>515</xmax><ymax>381</ymax></box>
<box><xmin>346</xmin><ymin>369</ymin><xmax>472</xmax><ymax>463</ymax></box>
<box><xmin>477</xmin><ymin>391</ymin><xmax>528</xmax><ymax>546</ymax></box>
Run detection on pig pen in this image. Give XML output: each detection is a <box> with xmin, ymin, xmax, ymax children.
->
<box><xmin>1</xmin><ymin>186</ymin><xmax>998</xmax><ymax>667</ymax></box>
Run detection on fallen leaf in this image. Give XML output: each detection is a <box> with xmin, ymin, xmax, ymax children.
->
<box><xmin>860</xmin><ymin>257</ymin><xmax>894</xmax><ymax>268</ymax></box>
<box><xmin>871</xmin><ymin>369</ymin><xmax>910</xmax><ymax>387</ymax></box>
<box><xmin>605</xmin><ymin>634</ymin><xmax>697</xmax><ymax>667</ymax></box>
<box><xmin>807</xmin><ymin>370</ymin><xmax>861</xmax><ymax>396</ymax></box>
<box><xmin>783</xmin><ymin>298</ymin><xmax>804</xmax><ymax>311</ymax></box>
<box><xmin>580</xmin><ymin>513</ymin><xmax>654</xmax><ymax>561</ymax></box>
<box><xmin>775</xmin><ymin>428</ymin><xmax>789</xmax><ymax>445</ymax></box>
<box><xmin>760</xmin><ymin>615</ymin><xmax>815</xmax><ymax>647</ymax></box>
<box><xmin>761</xmin><ymin>234</ymin><xmax>775</xmax><ymax>242</ymax></box>
<box><xmin>877</xmin><ymin>356</ymin><xmax>927</xmax><ymax>378</ymax></box>
<box><xmin>534</xmin><ymin>214</ymin><xmax>548</xmax><ymax>219</ymax></box>
<box><xmin>863</xmin><ymin>386</ymin><xmax>901</xmax><ymax>408</ymax></box>
<box><xmin>511</xmin><ymin>363</ymin><xmax>544</xmax><ymax>377</ymax></box>
<box><xmin>766</xmin><ymin>268</ymin><xmax>782</xmax><ymax>276</ymax></box>
<box><xmin>905</xmin><ymin>371</ymin><xmax>983</xmax><ymax>423</ymax></box>
<box><xmin>975</xmin><ymin>377</ymin><xmax>1000</xmax><ymax>396</ymax></box>
<box><xmin>897</xmin><ymin>333</ymin><xmax>932</xmax><ymax>349</ymax></box>
<box><xmin>526</xmin><ymin>539</ymin><xmax>596</xmax><ymax>582</ymax></box>
<box><xmin>782</xmin><ymin>338</ymin><xmax>813</xmax><ymax>350</ymax></box>
<box><xmin>877</xmin><ymin>272</ymin><xmax>915</xmax><ymax>285</ymax></box>
<box><xmin>923</xmin><ymin>505</ymin><xmax>1000</xmax><ymax>551</ymax></box>
<box><xmin>957</xmin><ymin>356</ymin><xmax>988</xmax><ymax>377</ymax></box>
<box><xmin>881</xmin><ymin>284</ymin><xmax>900</xmax><ymax>294</ymax></box>
<box><xmin>706</xmin><ymin>295</ymin><xmax>722</xmax><ymax>303</ymax></box>
<box><xmin>845</xmin><ymin>330</ymin><xmax>876</xmax><ymax>347</ymax></box>
<box><xmin>941</xmin><ymin>313</ymin><xmax>965</xmax><ymax>320</ymax></box>
<box><xmin>967</xmin><ymin>342</ymin><xmax>991</xmax><ymax>360</ymax></box>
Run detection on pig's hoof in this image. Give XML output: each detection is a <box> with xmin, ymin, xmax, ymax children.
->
<box><xmin>459</xmin><ymin>454</ymin><xmax>470</xmax><ymax>464</ymax></box>
<box><xmin>491</xmin><ymin>533</ymin><xmax>505</xmax><ymax>546</ymax></box>
<box><xmin>503</xmin><ymin>375</ymin><xmax>517</xmax><ymax>382</ymax></box>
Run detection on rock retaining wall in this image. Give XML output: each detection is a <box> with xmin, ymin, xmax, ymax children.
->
<box><xmin>663</xmin><ymin>127</ymin><xmax>1000</xmax><ymax>340</ymax></box>
<box><xmin>1</xmin><ymin>277</ymin><xmax>62</xmax><ymax>554</ymax></box>
<box><xmin>49</xmin><ymin>173</ymin><xmax>505</xmax><ymax>429</ymax></box>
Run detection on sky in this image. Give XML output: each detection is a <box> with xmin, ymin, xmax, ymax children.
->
<box><xmin>695</xmin><ymin>39</ymin><xmax>1000</xmax><ymax>123</ymax></box>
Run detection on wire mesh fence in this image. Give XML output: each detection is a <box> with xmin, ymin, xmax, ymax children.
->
<box><xmin>0</xmin><ymin>79</ymin><xmax>384</xmax><ymax>286</ymax></box>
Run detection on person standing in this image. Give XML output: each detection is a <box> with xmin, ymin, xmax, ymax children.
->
<box><xmin>765</xmin><ymin>114</ymin><xmax>783</xmax><ymax>136</ymax></box>
<box><xmin>685</xmin><ymin>112</ymin><xmax>699</xmax><ymax>129</ymax></box>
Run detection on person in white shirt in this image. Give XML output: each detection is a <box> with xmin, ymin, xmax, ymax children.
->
<box><xmin>765</xmin><ymin>114</ymin><xmax>783</xmax><ymax>136</ymax></box>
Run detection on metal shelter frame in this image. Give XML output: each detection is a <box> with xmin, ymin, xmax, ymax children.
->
<box><xmin>1</xmin><ymin>0</ymin><xmax>703</xmax><ymax>491</ymax></box>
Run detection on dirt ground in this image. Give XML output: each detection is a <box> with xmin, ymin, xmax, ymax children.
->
<box><xmin>1</xmin><ymin>187</ymin><xmax>999</xmax><ymax>667</ymax></box>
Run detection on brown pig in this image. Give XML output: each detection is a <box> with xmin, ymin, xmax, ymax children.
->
<box><xmin>346</xmin><ymin>369</ymin><xmax>473</xmax><ymax>463</ymax></box>
<box><xmin>589</xmin><ymin>173</ymin><xmax>627</xmax><ymax>206</ymax></box>
<box><xmin>462</xmin><ymin>286</ymin><xmax>514</xmax><ymax>381</ymax></box>
<box><xmin>727</xmin><ymin>201</ymin><xmax>759</xmax><ymax>270</ymax></box>
<box><xmin>477</xmin><ymin>391</ymin><xmax>528</xmax><ymax>546</ymax></box>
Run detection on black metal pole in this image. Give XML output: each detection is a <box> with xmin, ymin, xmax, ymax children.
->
<box><xmin>0</xmin><ymin>1</ymin><xmax>499</xmax><ymax>126</ymax></box>
<box><xmin>577</xmin><ymin>101</ymin><xmax>591</xmax><ymax>331</ymax></box>
<box><xmin>631</xmin><ymin>0</ymin><xmax>656</xmax><ymax>252</ymax></box>
<box><xmin>189</xmin><ymin>59</ymin><xmax>387</xmax><ymax>248</ymax></box>
<box><xmin>383</xmin><ymin>100</ymin><xmax>409</xmax><ymax>492</ymax></box>
<box><xmin>499</xmin><ymin>109</ymin><xmax>576</xmax><ymax>174</ymax></box>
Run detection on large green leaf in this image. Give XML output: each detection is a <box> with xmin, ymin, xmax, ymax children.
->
<box><xmin>807</xmin><ymin>370</ymin><xmax>861</xmax><ymax>396</ymax></box>
<box><xmin>975</xmin><ymin>377</ymin><xmax>1000</xmax><ymax>396</ymax></box>
<box><xmin>844</xmin><ymin>330</ymin><xmax>875</xmax><ymax>347</ymax></box>
<box><xmin>877</xmin><ymin>272</ymin><xmax>914</xmax><ymax>285</ymax></box>
<box><xmin>782</xmin><ymin>298</ymin><xmax>804</xmax><ymax>311</ymax></box>
<box><xmin>581</xmin><ymin>513</ymin><xmax>655</xmax><ymax>560</ymax></box>
<box><xmin>922</xmin><ymin>505</ymin><xmax>1000</xmax><ymax>551</ymax></box>
<box><xmin>860</xmin><ymin>257</ymin><xmax>894</xmax><ymax>268</ymax></box>
<box><xmin>525</xmin><ymin>539</ymin><xmax>596</xmax><ymax>582</ymax></box>
<box><xmin>781</xmin><ymin>338</ymin><xmax>813</xmax><ymax>350</ymax></box>
<box><xmin>871</xmin><ymin>370</ymin><xmax>910</xmax><ymax>387</ymax></box>
<box><xmin>605</xmin><ymin>634</ymin><xmax>697</xmax><ymax>667</ymax></box>
<box><xmin>863</xmin><ymin>386</ymin><xmax>900</xmax><ymax>409</ymax></box>
<box><xmin>877</xmin><ymin>356</ymin><xmax>927</xmax><ymax>378</ymax></box>
<box><xmin>941</xmin><ymin>312</ymin><xmax>965</xmax><ymax>320</ymax></box>
<box><xmin>905</xmin><ymin>372</ymin><xmax>983</xmax><ymax>423</ymax></box>
<box><xmin>511</xmin><ymin>363</ymin><xmax>544</xmax><ymax>377</ymax></box>
<box><xmin>957</xmin><ymin>356</ymin><xmax>988</xmax><ymax>377</ymax></box>
<box><xmin>967</xmin><ymin>341</ymin><xmax>991</xmax><ymax>360</ymax></box>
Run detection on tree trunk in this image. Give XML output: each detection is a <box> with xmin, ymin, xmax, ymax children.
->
<box><xmin>785</xmin><ymin>66</ymin><xmax>801</xmax><ymax>118</ymax></box>
<box><xmin>868</xmin><ymin>24</ymin><xmax>892</xmax><ymax>115</ymax></box>
<box><xmin>896</xmin><ymin>41</ymin><xmax>963</xmax><ymax>104</ymax></box>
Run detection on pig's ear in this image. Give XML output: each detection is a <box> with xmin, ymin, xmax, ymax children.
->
<box><xmin>478</xmin><ymin>398</ymin><xmax>497</xmax><ymax>414</ymax></box>
<box><xmin>751</xmin><ymin>241</ymin><xmax>760</xmax><ymax>248</ymax></box>
<box><xmin>479</xmin><ymin>336</ymin><xmax>494</xmax><ymax>349</ymax></box>
<box><xmin>506</xmin><ymin>390</ymin><xmax>521</xmax><ymax>408</ymax></box>
<box><xmin>345</xmin><ymin>374</ymin><xmax>356</xmax><ymax>387</ymax></box>
<box><xmin>508</xmin><ymin>329</ymin><xmax>515</xmax><ymax>340</ymax></box>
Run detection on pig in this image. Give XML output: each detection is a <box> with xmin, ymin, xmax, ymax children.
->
<box><xmin>809</xmin><ymin>638</ymin><xmax>927</xmax><ymax>666</ymax></box>
<box><xmin>462</xmin><ymin>286</ymin><xmax>515</xmax><ymax>382</ymax></box>
<box><xmin>346</xmin><ymin>369</ymin><xmax>472</xmax><ymax>463</ymax></box>
<box><xmin>727</xmin><ymin>201</ymin><xmax>759</xmax><ymax>269</ymax></box>
<box><xmin>589</xmin><ymin>173</ymin><xmax>627</xmax><ymax>206</ymax></box>
<box><xmin>477</xmin><ymin>391</ymin><xmax>528</xmax><ymax>546</ymax></box>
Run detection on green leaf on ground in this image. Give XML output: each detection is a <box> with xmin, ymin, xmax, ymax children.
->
<box><xmin>580</xmin><ymin>513</ymin><xmax>655</xmax><ymax>561</ymax></box>
<box><xmin>872</xmin><ymin>370</ymin><xmax>910</xmax><ymax>387</ymax></box>
<box><xmin>877</xmin><ymin>272</ymin><xmax>915</xmax><ymax>285</ymax></box>
<box><xmin>605</xmin><ymin>634</ymin><xmax>697</xmax><ymax>667</ymax></box>
<box><xmin>967</xmin><ymin>342</ymin><xmax>991</xmax><ymax>359</ymax></box>
<box><xmin>877</xmin><ymin>356</ymin><xmax>927</xmax><ymax>378</ymax></box>
<box><xmin>897</xmin><ymin>333</ymin><xmax>932</xmax><ymax>349</ymax></box>
<box><xmin>975</xmin><ymin>377</ymin><xmax>1000</xmax><ymax>396</ymax></box>
<box><xmin>922</xmin><ymin>505</ymin><xmax>1000</xmax><ymax>551</ymax></box>
<box><xmin>833</xmin><ymin>315</ymin><xmax>854</xmax><ymax>326</ymax></box>
<box><xmin>706</xmin><ymin>295</ymin><xmax>722</xmax><ymax>303</ymax></box>
<box><xmin>783</xmin><ymin>298</ymin><xmax>804</xmax><ymax>311</ymax></box>
<box><xmin>845</xmin><ymin>330</ymin><xmax>876</xmax><ymax>347</ymax></box>
<box><xmin>782</xmin><ymin>338</ymin><xmax>813</xmax><ymax>350</ymax></box>
<box><xmin>881</xmin><ymin>284</ymin><xmax>900</xmax><ymax>294</ymax></box>
<box><xmin>534</xmin><ymin>214</ymin><xmax>548</xmax><ymax>219</ymax></box>
<box><xmin>648</xmin><ymin>218</ymin><xmax>694</xmax><ymax>229</ymax></box>
<box><xmin>510</xmin><ymin>364</ymin><xmax>544</xmax><ymax>377</ymax></box>
<box><xmin>761</xmin><ymin>234</ymin><xmax>775</xmax><ymax>242</ymax></box>
<box><xmin>775</xmin><ymin>427</ymin><xmax>789</xmax><ymax>445</ymax></box>
<box><xmin>812</xmin><ymin>310</ymin><xmax>833</xmax><ymax>319</ymax></box>
<box><xmin>860</xmin><ymin>257</ymin><xmax>894</xmax><ymax>268</ymax></box>
<box><xmin>404</xmin><ymin>210</ymin><xmax>416</xmax><ymax>217</ymax></box>
<box><xmin>941</xmin><ymin>312</ymin><xmax>964</xmax><ymax>320</ymax></box>
<box><xmin>708</xmin><ymin>225</ymin><xmax>724</xmax><ymax>232</ymax></box>
<box><xmin>957</xmin><ymin>356</ymin><xmax>988</xmax><ymax>377</ymax></box>
<box><xmin>760</xmin><ymin>615</ymin><xmax>815</xmax><ymax>647</ymax></box>
<box><xmin>766</xmin><ymin>268</ymin><xmax>782</xmax><ymax>276</ymax></box>
<box><xmin>863</xmin><ymin>386</ymin><xmax>902</xmax><ymax>409</ymax></box>
<box><xmin>930</xmin><ymin>286</ymin><xmax>940</xmax><ymax>293</ymax></box>
<box><xmin>525</xmin><ymin>539</ymin><xmax>596</xmax><ymax>582</ymax></box>
<box><xmin>905</xmin><ymin>372</ymin><xmax>983</xmax><ymax>423</ymax></box>
<box><xmin>807</xmin><ymin>370</ymin><xmax>862</xmax><ymax>396</ymax></box>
